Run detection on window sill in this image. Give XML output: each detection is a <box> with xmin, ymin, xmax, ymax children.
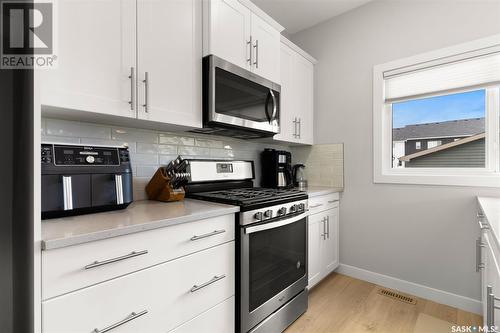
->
<box><xmin>374</xmin><ymin>172</ymin><xmax>500</xmax><ymax>187</ymax></box>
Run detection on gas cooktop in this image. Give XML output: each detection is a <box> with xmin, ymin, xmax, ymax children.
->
<box><xmin>187</xmin><ymin>187</ymin><xmax>307</xmax><ymax>209</ymax></box>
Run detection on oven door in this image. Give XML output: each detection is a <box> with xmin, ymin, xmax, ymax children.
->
<box><xmin>205</xmin><ymin>55</ymin><xmax>280</xmax><ymax>135</ymax></box>
<box><xmin>240</xmin><ymin>212</ymin><xmax>308</xmax><ymax>332</ymax></box>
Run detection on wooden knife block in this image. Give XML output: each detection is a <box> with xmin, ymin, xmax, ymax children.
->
<box><xmin>146</xmin><ymin>167</ymin><xmax>185</xmax><ymax>202</ymax></box>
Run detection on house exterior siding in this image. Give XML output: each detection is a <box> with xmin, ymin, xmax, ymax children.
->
<box><xmin>405</xmin><ymin>137</ymin><xmax>465</xmax><ymax>155</ymax></box>
<box><xmin>406</xmin><ymin>138</ymin><xmax>485</xmax><ymax>168</ymax></box>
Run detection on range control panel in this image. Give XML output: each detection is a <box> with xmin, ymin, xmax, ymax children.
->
<box><xmin>41</xmin><ymin>144</ymin><xmax>130</xmax><ymax>166</ymax></box>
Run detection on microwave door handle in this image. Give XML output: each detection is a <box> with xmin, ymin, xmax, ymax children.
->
<box><xmin>265</xmin><ymin>90</ymin><xmax>272</xmax><ymax>123</ymax></box>
<box><xmin>269</xmin><ymin>90</ymin><xmax>277</xmax><ymax>122</ymax></box>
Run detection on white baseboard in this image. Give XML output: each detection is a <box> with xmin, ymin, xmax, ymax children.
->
<box><xmin>336</xmin><ymin>263</ymin><xmax>482</xmax><ymax>315</ymax></box>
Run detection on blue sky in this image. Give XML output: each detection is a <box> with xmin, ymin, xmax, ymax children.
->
<box><xmin>392</xmin><ymin>89</ymin><xmax>485</xmax><ymax>128</ymax></box>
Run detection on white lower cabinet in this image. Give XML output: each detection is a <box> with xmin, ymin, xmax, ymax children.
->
<box><xmin>169</xmin><ymin>296</ymin><xmax>235</xmax><ymax>333</ymax></box>
<box><xmin>42</xmin><ymin>242</ymin><xmax>235</xmax><ymax>333</ymax></box>
<box><xmin>308</xmin><ymin>196</ymin><xmax>339</xmax><ymax>289</ymax></box>
<box><xmin>476</xmin><ymin>206</ymin><xmax>500</xmax><ymax>329</ymax></box>
<box><xmin>480</xmin><ymin>231</ymin><xmax>500</xmax><ymax>328</ymax></box>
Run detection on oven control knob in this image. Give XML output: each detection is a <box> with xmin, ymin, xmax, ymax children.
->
<box><xmin>289</xmin><ymin>205</ymin><xmax>297</xmax><ymax>213</ymax></box>
<box><xmin>86</xmin><ymin>155</ymin><xmax>95</xmax><ymax>164</ymax></box>
<box><xmin>254</xmin><ymin>212</ymin><xmax>264</xmax><ymax>221</ymax></box>
<box><xmin>264</xmin><ymin>210</ymin><xmax>273</xmax><ymax>219</ymax></box>
<box><xmin>278</xmin><ymin>207</ymin><xmax>287</xmax><ymax>216</ymax></box>
<box><xmin>298</xmin><ymin>203</ymin><xmax>305</xmax><ymax>211</ymax></box>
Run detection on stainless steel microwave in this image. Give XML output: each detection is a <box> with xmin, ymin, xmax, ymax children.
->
<box><xmin>196</xmin><ymin>55</ymin><xmax>280</xmax><ymax>139</ymax></box>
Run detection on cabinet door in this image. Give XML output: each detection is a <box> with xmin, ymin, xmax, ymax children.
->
<box><xmin>40</xmin><ymin>0</ymin><xmax>136</xmax><ymax>118</ymax></box>
<box><xmin>308</xmin><ymin>213</ymin><xmax>324</xmax><ymax>289</ymax></box>
<box><xmin>274</xmin><ymin>42</ymin><xmax>297</xmax><ymax>143</ymax></box>
<box><xmin>137</xmin><ymin>0</ymin><xmax>202</xmax><ymax>128</ymax></box>
<box><xmin>322</xmin><ymin>207</ymin><xmax>339</xmax><ymax>274</ymax></box>
<box><xmin>205</xmin><ymin>0</ymin><xmax>251</xmax><ymax>70</ymax></box>
<box><xmin>250</xmin><ymin>13</ymin><xmax>281</xmax><ymax>83</ymax></box>
<box><xmin>43</xmin><ymin>242</ymin><xmax>235</xmax><ymax>333</ymax></box>
<box><xmin>295</xmin><ymin>54</ymin><xmax>314</xmax><ymax>145</ymax></box>
<box><xmin>484</xmin><ymin>233</ymin><xmax>500</xmax><ymax>327</ymax></box>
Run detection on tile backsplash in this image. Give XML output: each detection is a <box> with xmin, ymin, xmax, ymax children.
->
<box><xmin>291</xmin><ymin>144</ymin><xmax>344</xmax><ymax>188</ymax></box>
<box><xmin>41</xmin><ymin>118</ymin><xmax>288</xmax><ymax>200</ymax></box>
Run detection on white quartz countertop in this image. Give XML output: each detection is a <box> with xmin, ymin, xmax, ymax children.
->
<box><xmin>305</xmin><ymin>186</ymin><xmax>343</xmax><ymax>198</ymax></box>
<box><xmin>477</xmin><ymin>197</ymin><xmax>500</xmax><ymax>253</ymax></box>
<box><xmin>42</xmin><ymin>199</ymin><xmax>240</xmax><ymax>250</ymax></box>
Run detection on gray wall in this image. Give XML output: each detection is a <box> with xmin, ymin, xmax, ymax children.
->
<box><xmin>292</xmin><ymin>0</ymin><xmax>500</xmax><ymax>300</ymax></box>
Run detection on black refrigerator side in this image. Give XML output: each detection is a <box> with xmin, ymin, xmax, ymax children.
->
<box><xmin>0</xmin><ymin>2</ymin><xmax>35</xmax><ymax>332</ymax></box>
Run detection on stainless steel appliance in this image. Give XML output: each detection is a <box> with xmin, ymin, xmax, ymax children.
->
<box><xmin>293</xmin><ymin>164</ymin><xmax>307</xmax><ymax>190</ymax></box>
<box><xmin>193</xmin><ymin>55</ymin><xmax>281</xmax><ymax>139</ymax></box>
<box><xmin>261</xmin><ymin>149</ymin><xmax>293</xmax><ymax>189</ymax></box>
<box><xmin>41</xmin><ymin>143</ymin><xmax>133</xmax><ymax>219</ymax></box>
<box><xmin>184</xmin><ymin>160</ymin><xmax>308</xmax><ymax>333</ymax></box>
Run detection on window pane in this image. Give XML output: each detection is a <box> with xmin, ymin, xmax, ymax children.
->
<box><xmin>392</xmin><ymin>90</ymin><xmax>485</xmax><ymax>168</ymax></box>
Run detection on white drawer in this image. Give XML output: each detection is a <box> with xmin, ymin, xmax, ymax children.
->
<box><xmin>169</xmin><ymin>297</ymin><xmax>234</xmax><ymax>333</ymax></box>
<box><xmin>43</xmin><ymin>241</ymin><xmax>235</xmax><ymax>333</ymax></box>
<box><xmin>43</xmin><ymin>214</ymin><xmax>235</xmax><ymax>299</ymax></box>
<box><xmin>308</xmin><ymin>192</ymin><xmax>339</xmax><ymax>215</ymax></box>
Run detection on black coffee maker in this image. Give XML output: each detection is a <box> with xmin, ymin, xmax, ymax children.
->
<box><xmin>261</xmin><ymin>149</ymin><xmax>293</xmax><ymax>188</ymax></box>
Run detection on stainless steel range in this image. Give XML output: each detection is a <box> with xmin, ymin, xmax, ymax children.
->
<box><xmin>184</xmin><ymin>159</ymin><xmax>308</xmax><ymax>333</ymax></box>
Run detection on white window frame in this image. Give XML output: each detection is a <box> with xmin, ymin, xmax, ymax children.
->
<box><xmin>415</xmin><ymin>141</ymin><xmax>421</xmax><ymax>150</ymax></box>
<box><xmin>373</xmin><ymin>34</ymin><xmax>500</xmax><ymax>187</ymax></box>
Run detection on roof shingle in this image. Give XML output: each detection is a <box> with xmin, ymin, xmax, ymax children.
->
<box><xmin>392</xmin><ymin>118</ymin><xmax>484</xmax><ymax>141</ymax></box>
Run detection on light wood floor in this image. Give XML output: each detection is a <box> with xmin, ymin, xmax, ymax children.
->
<box><xmin>285</xmin><ymin>273</ymin><xmax>482</xmax><ymax>333</ymax></box>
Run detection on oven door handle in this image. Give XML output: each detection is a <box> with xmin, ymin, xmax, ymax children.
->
<box><xmin>244</xmin><ymin>212</ymin><xmax>307</xmax><ymax>234</ymax></box>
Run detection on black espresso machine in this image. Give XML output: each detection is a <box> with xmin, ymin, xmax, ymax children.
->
<box><xmin>41</xmin><ymin>143</ymin><xmax>133</xmax><ymax>219</ymax></box>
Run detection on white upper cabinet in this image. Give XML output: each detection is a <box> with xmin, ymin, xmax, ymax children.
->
<box><xmin>250</xmin><ymin>13</ymin><xmax>281</xmax><ymax>83</ymax></box>
<box><xmin>274</xmin><ymin>43</ymin><xmax>295</xmax><ymax>142</ymax></box>
<box><xmin>276</xmin><ymin>38</ymin><xmax>316</xmax><ymax>145</ymax></box>
<box><xmin>204</xmin><ymin>0</ymin><xmax>252</xmax><ymax>70</ymax></box>
<box><xmin>40</xmin><ymin>0</ymin><xmax>136</xmax><ymax>119</ymax></box>
<box><xmin>137</xmin><ymin>0</ymin><xmax>202</xmax><ymax>128</ymax></box>
<box><xmin>203</xmin><ymin>0</ymin><xmax>283</xmax><ymax>83</ymax></box>
<box><xmin>40</xmin><ymin>0</ymin><xmax>202</xmax><ymax>129</ymax></box>
<box><xmin>295</xmin><ymin>53</ymin><xmax>314</xmax><ymax>144</ymax></box>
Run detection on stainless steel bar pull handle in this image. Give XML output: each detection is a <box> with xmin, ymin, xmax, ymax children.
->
<box><xmin>253</xmin><ymin>39</ymin><xmax>259</xmax><ymax>68</ymax></box>
<box><xmin>62</xmin><ymin>176</ymin><xmax>73</xmax><ymax>211</ymax></box>
<box><xmin>84</xmin><ymin>250</ymin><xmax>148</xmax><ymax>270</ymax></box>
<box><xmin>115</xmin><ymin>174</ymin><xmax>124</xmax><ymax>205</ymax></box>
<box><xmin>92</xmin><ymin>310</ymin><xmax>148</xmax><ymax>333</ymax></box>
<box><xmin>476</xmin><ymin>238</ymin><xmax>486</xmax><ymax>272</ymax></box>
<box><xmin>247</xmin><ymin>36</ymin><xmax>252</xmax><ymax>64</ymax></box>
<box><xmin>190</xmin><ymin>229</ymin><xmax>226</xmax><ymax>241</ymax></box>
<box><xmin>128</xmin><ymin>67</ymin><xmax>135</xmax><ymax>111</ymax></box>
<box><xmin>309</xmin><ymin>203</ymin><xmax>323</xmax><ymax>208</ymax></box>
<box><xmin>298</xmin><ymin>118</ymin><xmax>301</xmax><ymax>139</ymax></box>
<box><xmin>190</xmin><ymin>274</ymin><xmax>226</xmax><ymax>293</ymax></box>
<box><xmin>293</xmin><ymin>118</ymin><xmax>298</xmax><ymax>138</ymax></box>
<box><xmin>142</xmin><ymin>72</ymin><xmax>149</xmax><ymax>113</ymax></box>
<box><xmin>326</xmin><ymin>216</ymin><xmax>330</xmax><ymax>239</ymax></box>
<box><xmin>322</xmin><ymin>217</ymin><xmax>327</xmax><ymax>240</ymax></box>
